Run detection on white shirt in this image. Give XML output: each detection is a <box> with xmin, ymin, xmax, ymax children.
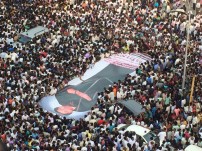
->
<box><xmin>180</xmin><ymin>124</ymin><xmax>186</xmax><ymax>130</ymax></box>
<box><xmin>158</xmin><ymin>131</ymin><xmax>167</xmax><ymax>141</ymax></box>
<box><xmin>81</xmin><ymin>147</ymin><xmax>87</xmax><ymax>151</ymax></box>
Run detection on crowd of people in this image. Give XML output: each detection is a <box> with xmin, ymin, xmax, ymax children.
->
<box><xmin>0</xmin><ymin>0</ymin><xmax>201</xmax><ymax>151</ymax></box>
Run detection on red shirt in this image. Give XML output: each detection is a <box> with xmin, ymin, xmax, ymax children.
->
<box><xmin>184</xmin><ymin>131</ymin><xmax>190</xmax><ymax>139</ymax></box>
<box><xmin>1</xmin><ymin>134</ymin><xmax>6</xmax><ymax>142</ymax></box>
<box><xmin>97</xmin><ymin>119</ymin><xmax>104</xmax><ymax>126</ymax></box>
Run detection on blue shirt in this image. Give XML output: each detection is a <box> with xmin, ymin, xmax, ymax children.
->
<box><xmin>147</xmin><ymin>77</ymin><xmax>152</xmax><ymax>84</ymax></box>
<box><xmin>154</xmin><ymin>64</ymin><xmax>159</xmax><ymax>71</ymax></box>
<box><xmin>8</xmin><ymin>47</ymin><xmax>14</xmax><ymax>52</ymax></box>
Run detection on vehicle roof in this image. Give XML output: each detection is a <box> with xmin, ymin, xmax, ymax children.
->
<box><xmin>116</xmin><ymin>124</ymin><xmax>128</xmax><ymax>130</ymax></box>
<box><xmin>124</xmin><ymin>125</ymin><xmax>150</xmax><ymax>137</ymax></box>
<box><xmin>20</xmin><ymin>26</ymin><xmax>49</xmax><ymax>39</ymax></box>
<box><xmin>185</xmin><ymin>145</ymin><xmax>202</xmax><ymax>151</ymax></box>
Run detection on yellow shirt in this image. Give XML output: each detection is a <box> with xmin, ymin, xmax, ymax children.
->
<box><xmin>183</xmin><ymin>120</ymin><xmax>187</xmax><ymax>125</ymax></box>
<box><xmin>28</xmin><ymin>140</ymin><xmax>33</xmax><ymax>147</ymax></box>
<box><xmin>197</xmin><ymin>113</ymin><xmax>202</xmax><ymax>122</ymax></box>
<box><xmin>123</xmin><ymin>45</ymin><xmax>129</xmax><ymax>52</ymax></box>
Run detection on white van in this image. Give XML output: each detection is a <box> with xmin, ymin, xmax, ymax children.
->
<box><xmin>185</xmin><ymin>145</ymin><xmax>202</xmax><ymax>151</ymax></box>
<box><xmin>117</xmin><ymin>124</ymin><xmax>159</xmax><ymax>144</ymax></box>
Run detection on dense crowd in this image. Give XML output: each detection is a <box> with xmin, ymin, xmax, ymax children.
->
<box><xmin>0</xmin><ymin>0</ymin><xmax>201</xmax><ymax>151</ymax></box>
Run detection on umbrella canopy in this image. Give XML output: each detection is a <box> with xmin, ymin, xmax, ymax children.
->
<box><xmin>0</xmin><ymin>52</ymin><xmax>8</xmax><ymax>59</ymax></box>
<box><xmin>119</xmin><ymin>100</ymin><xmax>145</xmax><ymax>115</ymax></box>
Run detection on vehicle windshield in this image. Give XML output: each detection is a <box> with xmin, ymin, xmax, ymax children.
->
<box><xmin>143</xmin><ymin>132</ymin><xmax>157</xmax><ymax>143</ymax></box>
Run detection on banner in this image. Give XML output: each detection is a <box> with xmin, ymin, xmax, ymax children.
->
<box><xmin>39</xmin><ymin>53</ymin><xmax>151</xmax><ymax>119</ymax></box>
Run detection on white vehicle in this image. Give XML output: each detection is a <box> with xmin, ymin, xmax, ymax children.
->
<box><xmin>116</xmin><ymin>124</ymin><xmax>128</xmax><ymax>130</ymax></box>
<box><xmin>117</xmin><ymin>124</ymin><xmax>159</xmax><ymax>144</ymax></box>
<box><xmin>185</xmin><ymin>145</ymin><xmax>202</xmax><ymax>151</ymax></box>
